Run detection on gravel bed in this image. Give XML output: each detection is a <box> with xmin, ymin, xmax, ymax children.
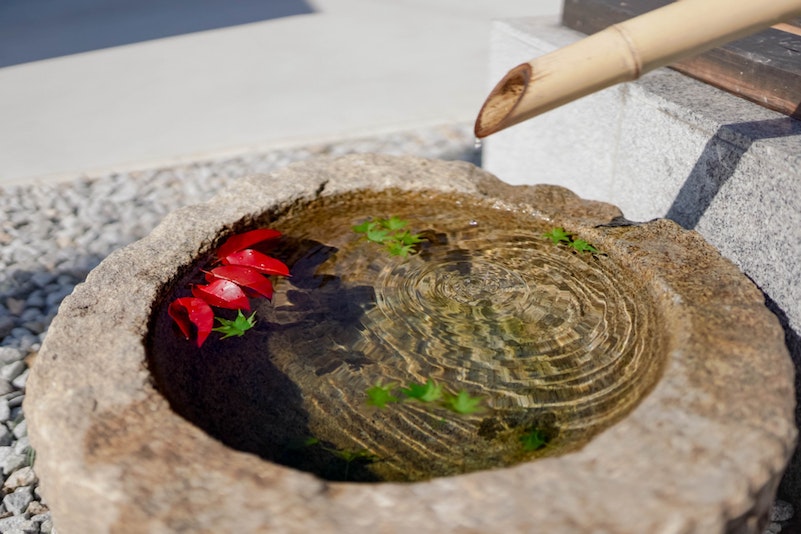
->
<box><xmin>0</xmin><ymin>122</ymin><xmax>793</xmax><ymax>533</ymax></box>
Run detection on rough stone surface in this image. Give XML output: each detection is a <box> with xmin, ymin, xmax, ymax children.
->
<box><xmin>25</xmin><ymin>155</ymin><xmax>796</xmax><ymax>533</ymax></box>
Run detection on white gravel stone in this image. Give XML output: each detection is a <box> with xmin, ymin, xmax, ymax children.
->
<box><xmin>3</xmin><ymin>486</ymin><xmax>33</xmax><ymax>514</ymax></box>
<box><xmin>0</xmin><ymin>515</ymin><xmax>36</xmax><ymax>533</ymax></box>
<box><xmin>12</xmin><ymin>370</ymin><xmax>29</xmax><ymax>390</ymax></box>
<box><xmin>0</xmin><ymin>446</ymin><xmax>27</xmax><ymax>475</ymax></box>
<box><xmin>0</xmin><ymin>348</ymin><xmax>23</xmax><ymax>366</ymax></box>
<box><xmin>12</xmin><ymin>420</ymin><xmax>26</xmax><ymax>439</ymax></box>
<box><xmin>0</xmin><ymin>361</ymin><xmax>26</xmax><ymax>382</ymax></box>
<box><xmin>0</xmin><ymin>425</ymin><xmax>12</xmax><ymax>447</ymax></box>
<box><xmin>4</xmin><ymin>466</ymin><xmax>37</xmax><ymax>490</ymax></box>
<box><xmin>0</xmin><ymin>399</ymin><xmax>11</xmax><ymax>422</ymax></box>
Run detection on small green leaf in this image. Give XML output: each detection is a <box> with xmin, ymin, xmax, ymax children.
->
<box><xmin>395</xmin><ymin>230</ymin><xmax>423</xmax><ymax>246</ymax></box>
<box><xmin>352</xmin><ymin>220</ymin><xmax>376</xmax><ymax>234</ymax></box>
<box><xmin>543</xmin><ymin>227</ymin><xmax>572</xmax><ymax>244</ymax></box>
<box><xmin>331</xmin><ymin>448</ymin><xmax>378</xmax><ymax>463</ymax></box>
<box><xmin>570</xmin><ymin>239</ymin><xmax>599</xmax><ymax>254</ymax></box>
<box><xmin>443</xmin><ymin>390</ymin><xmax>484</xmax><ymax>414</ymax></box>
<box><xmin>401</xmin><ymin>379</ymin><xmax>443</xmax><ymax>403</ymax></box>
<box><xmin>520</xmin><ymin>428</ymin><xmax>548</xmax><ymax>451</ymax></box>
<box><xmin>381</xmin><ymin>216</ymin><xmax>408</xmax><ymax>231</ymax></box>
<box><xmin>366</xmin><ymin>227</ymin><xmax>391</xmax><ymax>244</ymax></box>
<box><xmin>354</xmin><ymin>216</ymin><xmax>425</xmax><ymax>257</ymax></box>
<box><xmin>385</xmin><ymin>242</ymin><xmax>414</xmax><ymax>257</ymax></box>
<box><xmin>212</xmin><ymin>309</ymin><xmax>257</xmax><ymax>339</ymax></box>
<box><xmin>366</xmin><ymin>382</ymin><xmax>399</xmax><ymax>409</ymax></box>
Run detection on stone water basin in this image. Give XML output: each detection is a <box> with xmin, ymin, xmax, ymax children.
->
<box><xmin>26</xmin><ymin>155</ymin><xmax>795</xmax><ymax>532</ymax></box>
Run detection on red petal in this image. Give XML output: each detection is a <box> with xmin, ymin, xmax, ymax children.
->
<box><xmin>205</xmin><ymin>265</ymin><xmax>274</xmax><ymax>299</ymax></box>
<box><xmin>216</xmin><ymin>229</ymin><xmax>282</xmax><ymax>261</ymax></box>
<box><xmin>221</xmin><ymin>249</ymin><xmax>290</xmax><ymax>277</ymax></box>
<box><xmin>192</xmin><ymin>279</ymin><xmax>251</xmax><ymax>311</ymax></box>
<box><xmin>168</xmin><ymin>297</ymin><xmax>214</xmax><ymax>347</ymax></box>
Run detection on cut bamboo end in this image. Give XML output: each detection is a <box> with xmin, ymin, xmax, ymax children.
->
<box><xmin>474</xmin><ymin>64</ymin><xmax>530</xmax><ymax>139</ymax></box>
<box><xmin>475</xmin><ymin>0</ymin><xmax>801</xmax><ymax>138</ymax></box>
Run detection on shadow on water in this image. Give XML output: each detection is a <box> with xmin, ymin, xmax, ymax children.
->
<box><xmin>0</xmin><ymin>0</ymin><xmax>316</xmax><ymax>68</ymax></box>
<box><xmin>147</xmin><ymin>237</ymin><xmax>382</xmax><ymax>482</ymax></box>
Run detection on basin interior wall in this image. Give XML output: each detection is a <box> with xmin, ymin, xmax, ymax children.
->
<box><xmin>482</xmin><ymin>15</ymin><xmax>801</xmax><ymax>506</ymax></box>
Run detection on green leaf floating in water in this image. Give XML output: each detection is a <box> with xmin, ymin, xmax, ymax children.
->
<box><xmin>520</xmin><ymin>427</ymin><xmax>548</xmax><ymax>451</ymax></box>
<box><xmin>401</xmin><ymin>379</ymin><xmax>444</xmax><ymax>403</ymax></box>
<box><xmin>366</xmin><ymin>382</ymin><xmax>399</xmax><ymax>409</ymax></box>
<box><xmin>443</xmin><ymin>390</ymin><xmax>484</xmax><ymax>415</ymax></box>
<box><xmin>543</xmin><ymin>227</ymin><xmax>601</xmax><ymax>254</ymax></box>
<box><xmin>353</xmin><ymin>216</ymin><xmax>425</xmax><ymax>257</ymax></box>
<box><xmin>212</xmin><ymin>309</ymin><xmax>257</xmax><ymax>339</ymax></box>
<box><xmin>543</xmin><ymin>227</ymin><xmax>572</xmax><ymax>244</ymax></box>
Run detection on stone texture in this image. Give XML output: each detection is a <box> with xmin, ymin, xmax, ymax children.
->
<box><xmin>25</xmin><ymin>155</ymin><xmax>795</xmax><ymax>533</ymax></box>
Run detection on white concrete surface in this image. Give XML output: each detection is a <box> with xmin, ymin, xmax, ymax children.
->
<box><xmin>0</xmin><ymin>0</ymin><xmax>560</xmax><ymax>184</ymax></box>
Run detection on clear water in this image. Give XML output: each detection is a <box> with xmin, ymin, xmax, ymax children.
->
<box><xmin>149</xmin><ymin>190</ymin><xmax>666</xmax><ymax>482</ymax></box>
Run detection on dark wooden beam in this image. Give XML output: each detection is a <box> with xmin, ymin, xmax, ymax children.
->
<box><xmin>562</xmin><ymin>0</ymin><xmax>801</xmax><ymax>118</ymax></box>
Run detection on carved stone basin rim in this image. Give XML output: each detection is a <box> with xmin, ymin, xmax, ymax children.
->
<box><xmin>25</xmin><ymin>154</ymin><xmax>796</xmax><ymax>533</ymax></box>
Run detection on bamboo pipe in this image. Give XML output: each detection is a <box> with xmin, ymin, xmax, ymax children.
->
<box><xmin>475</xmin><ymin>0</ymin><xmax>801</xmax><ymax>138</ymax></box>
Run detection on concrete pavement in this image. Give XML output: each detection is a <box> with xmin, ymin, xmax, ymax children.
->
<box><xmin>0</xmin><ymin>0</ymin><xmax>560</xmax><ymax>184</ymax></box>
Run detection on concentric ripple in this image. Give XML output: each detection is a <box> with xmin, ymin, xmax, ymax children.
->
<box><xmin>152</xmin><ymin>190</ymin><xmax>667</xmax><ymax>482</ymax></box>
<box><xmin>370</xmin><ymin>233</ymin><xmax>650</xmax><ymax>424</ymax></box>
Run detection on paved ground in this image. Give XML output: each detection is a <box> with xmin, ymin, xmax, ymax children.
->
<box><xmin>0</xmin><ymin>0</ymin><xmax>560</xmax><ymax>185</ymax></box>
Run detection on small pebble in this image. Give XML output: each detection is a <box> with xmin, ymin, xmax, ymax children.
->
<box><xmin>27</xmin><ymin>501</ymin><xmax>48</xmax><ymax>516</ymax></box>
<box><xmin>30</xmin><ymin>272</ymin><xmax>55</xmax><ymax>289</ymax></box>
<box><xmin>0</xmin><ymin>380</ymin><xmax>14</xmax><ymax>397</ymax></box>
<box><xmin>0</xmin><ymin>514</ymin><xmax>35</xmax><ymax>533</ymax></box>
<box><xmin>0</xmin><ymin>426</ymin><xmax>12</xmax><ymax>447</ymax></box>
<box><xmin>4</xmin><ymin>466</ymin><xmax>37</xmax><ymax>490</ymax></box>
<box><xmin>0</xmin><ymin>399</ymin><xmax>10</xmax><ymax>423</ymax></box>
<box><xmin>0</xmin><ymin>447</ymin><xmax>27</xmax><ymax>476</ymax></box>
<box><xmin>0</xmin><ymin>317</ymin><xmax>14</xmax><ymax>338</ymax></box>
<box><xmin>4</xmin><ymin>300</ymin><xmax>25</xmax><ymax>317</ymax></box>
<box><xmin>0</xmin><ymin>361</ymin><xmax>25</xmax><ymax>383</ymax></box>
<box><xmin>11</xmin><ymin>420</ymin><xmax>26</xmax><ymax>440</ymax></box>
<box><xmin>0</xmin><ymin>348</ymin><xmax>23</xmax><ymax>365</ymax></box>
<box><xmin>11</xmin><ymin>370</ymin><xmax>28</xmax><ymax>390</ymax></box>
<box><xmin>39</xmin><ymin>516</ymin><xmax>54</xmax><ymax>533</ymax></box>
<box><xmin>770</xmin><ymin>499</ymin><xmax>794</xmax><ymax>522</ymax></box>
<box><xmin>13</xmin><ymin>436</ymin><xmax>30</xmax><ymax>456</ymax></box>
<box><xmin>2</xmin><ymin>486</ymin><xmax>33</xmax><ymax>515</ymax></box>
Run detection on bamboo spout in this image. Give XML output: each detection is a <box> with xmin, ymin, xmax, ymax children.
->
<box><xmin>475</xmin><ymin>0</ymin><xmax>801</xmax><ymax>138</ymax></box>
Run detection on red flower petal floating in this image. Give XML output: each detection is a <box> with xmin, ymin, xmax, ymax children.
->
<box><xmin>168</xmin><ymin>297</ymin><xmax>214</xmax><ymax>347</ymax></box>
<box><xmin>169</xmin><ymin>228</ymin><xmax>290</xmax><ymax>346</ymax></box>
<box><xmin>192</xmin><ymin>279</ymin><xmax>251</xmax><ymax>311</ymax></box>
<box><xmin>221</xmin><ymin>249</ymin><xmax>291</xmax><ymax>277</ymax></box>
<box><xmin>215</xmin><ymin>228</ymin><xmax>282</xmax><ymax>262</ymax></box>
<box><xmin>205</xmin><ymin>265</ymin><xmax>274</xmax><ymax>300</ymax></box>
